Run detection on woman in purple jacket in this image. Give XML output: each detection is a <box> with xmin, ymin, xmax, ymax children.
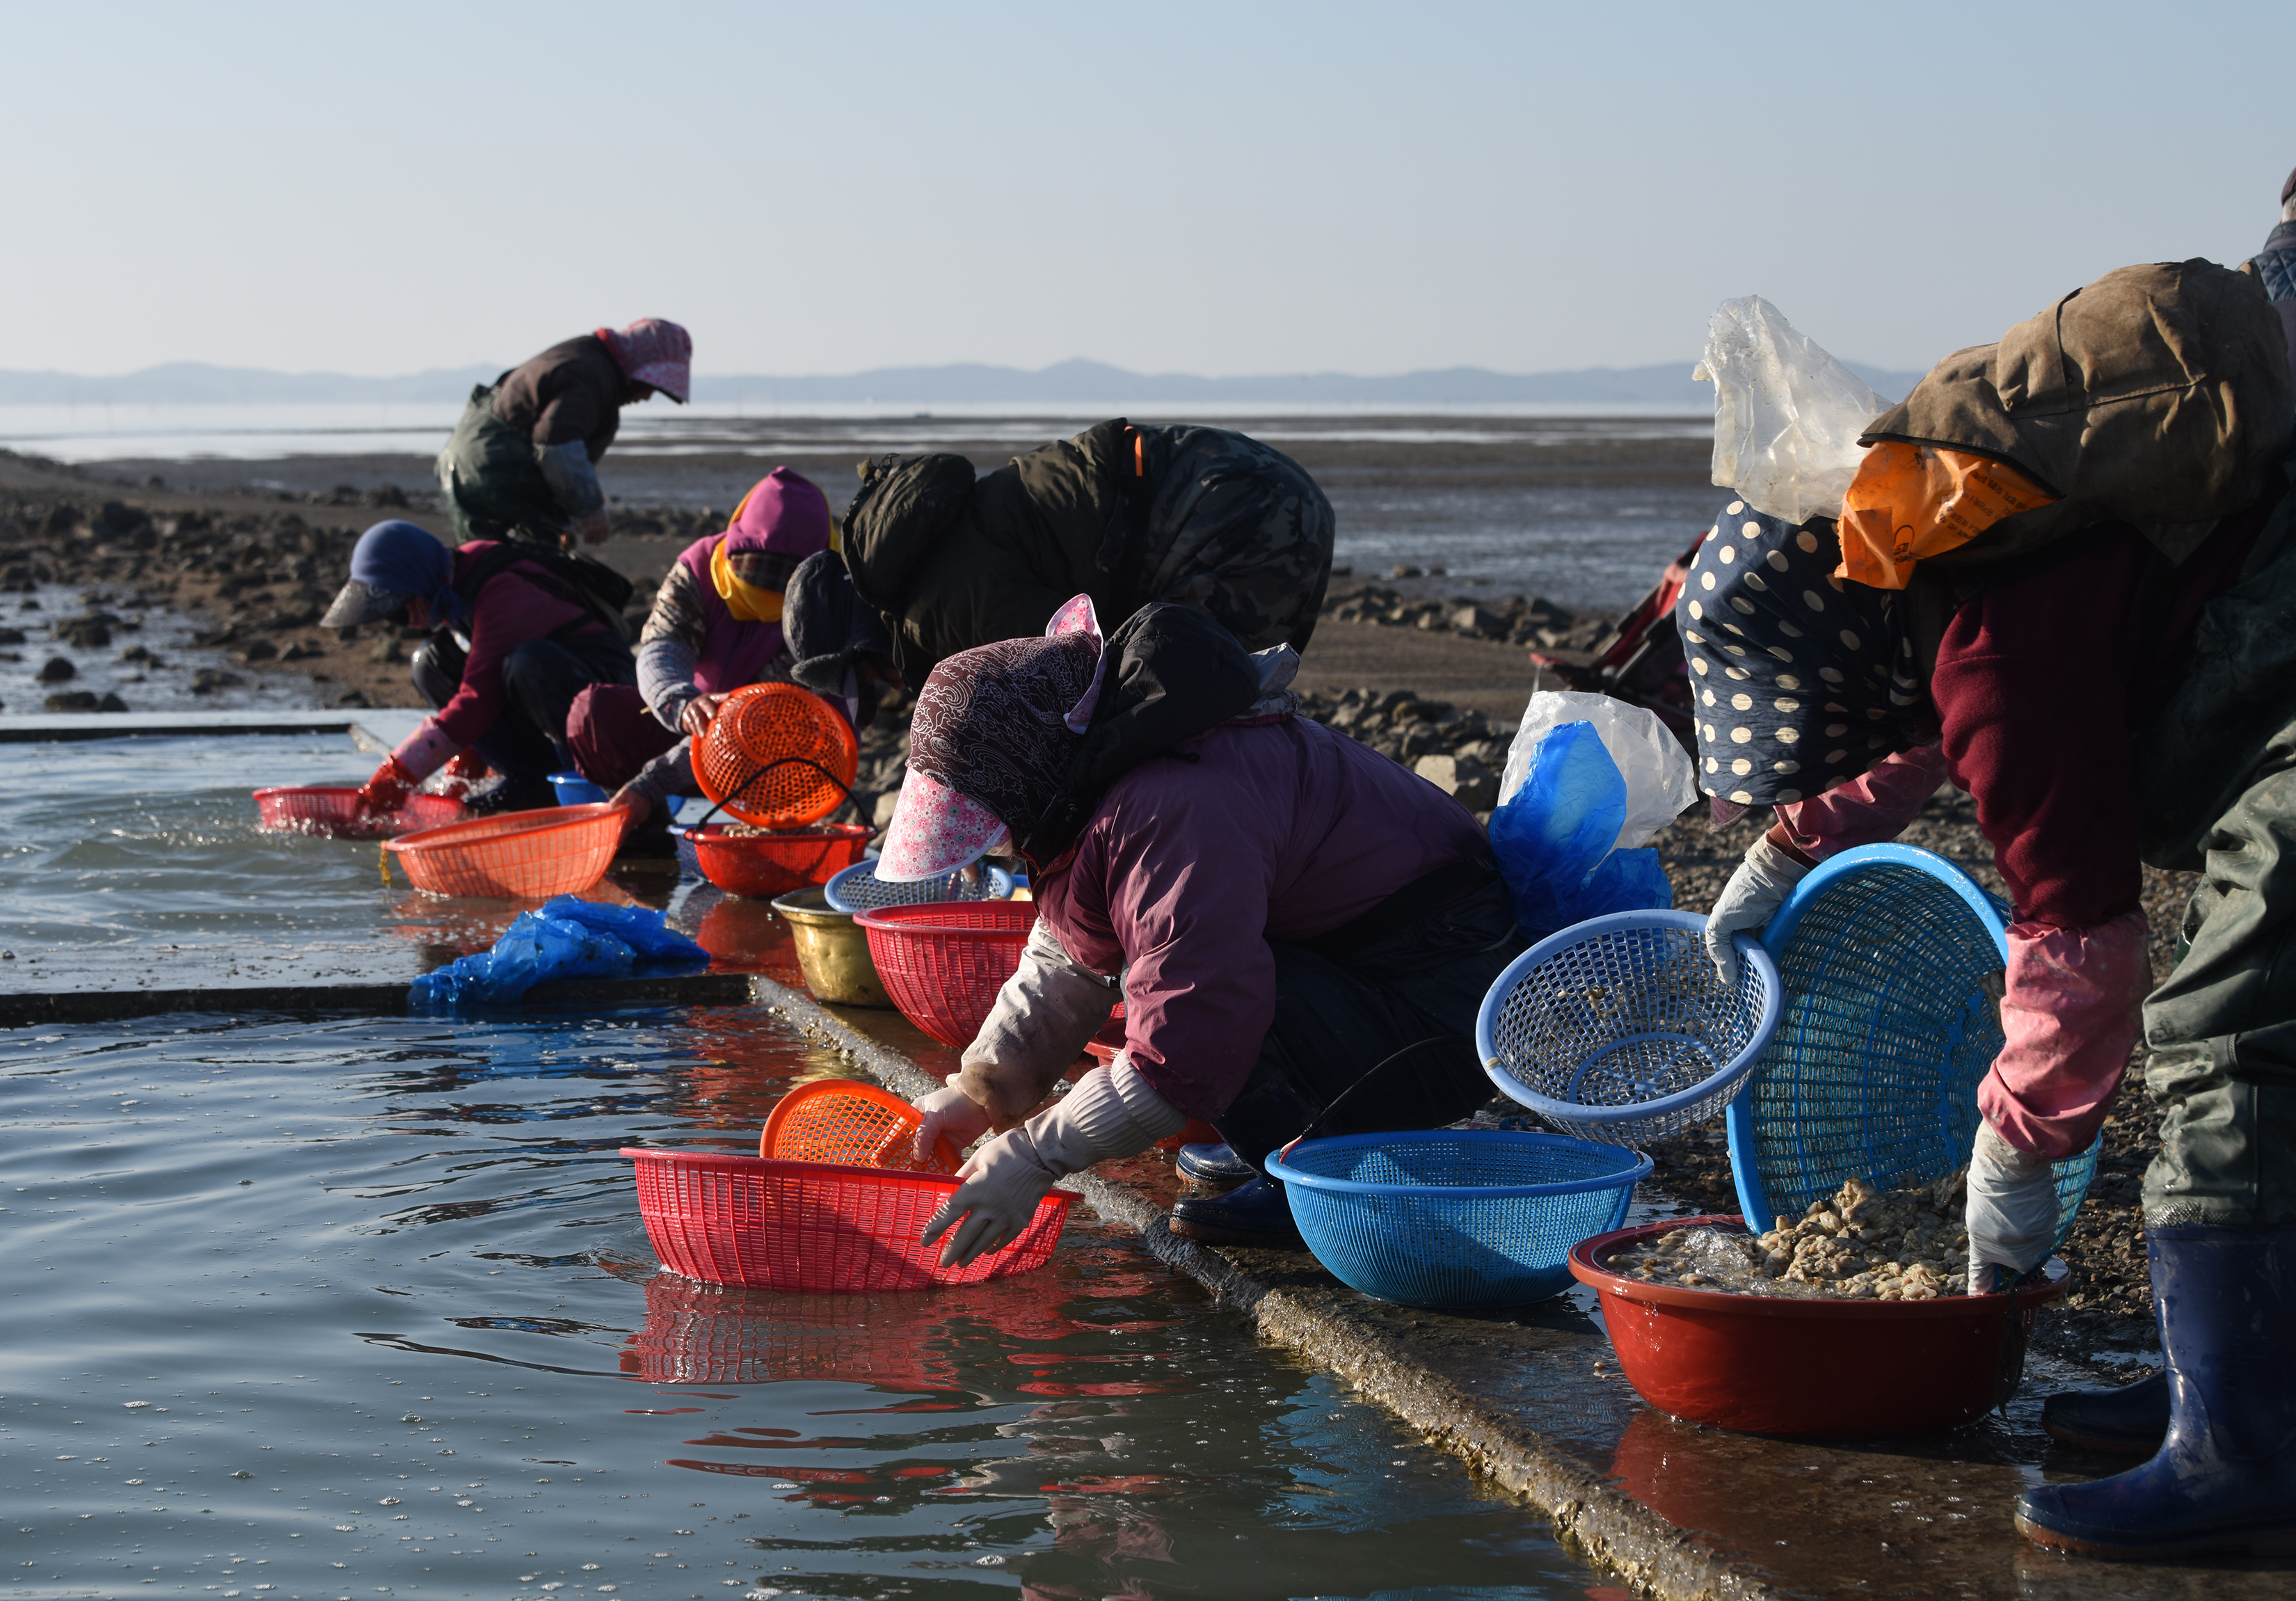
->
<box><xmin>877</xmin><ymin>598</ymin><xmax>1525</xmax><ymax>1261</ymax></box>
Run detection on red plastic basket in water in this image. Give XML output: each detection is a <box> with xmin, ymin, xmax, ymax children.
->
<box><xmin>384</xmin><ymin>804</ymin><xmax>623</xmax><ymax>900</ymax></box>
<box><xmin>694</xmin><ymin>683</ymin><xmax>859</xmax><ymax>828</ymax></box>
<box><xmin>1568</xmin><ymin>1215</ymin><xmax>2069</xmax><ymax>1435</ymax></box>
<box><xmin>624</xmin><ymin>1146</ymin><xmax>1074</xmax><ymax>1291</ymax></box>
<box><xmin>253</xmin><ymin>786</ymin><xmax>464</xmax><ymax>838</ymax></box>
<box><xmin>685</xmin><ymin>822</ymin><xmax>871</xmax><ymax>899</ymax></box>
<box><xmin>852</xmin><ymin>900</ymin><xmax>1037</xmax><ymax>1047</ymax></box>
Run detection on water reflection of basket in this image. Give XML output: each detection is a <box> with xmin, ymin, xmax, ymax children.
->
<box><xmin>623</xmin><ymin>1275</ymin><xmax>955</xmax><ymax>1389</ymax></box>
<box><xmin>625</xmin><ymin>1147</ymin><xmax>1072</xmax><ymax>1292</ymax></box>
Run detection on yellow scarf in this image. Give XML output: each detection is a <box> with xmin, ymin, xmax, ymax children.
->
<box><xmin>710</xmin><ymin>536</ymin><xmax>783</xmax><ymax>623</ymax></box>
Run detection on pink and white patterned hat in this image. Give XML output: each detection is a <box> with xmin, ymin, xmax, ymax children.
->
<box><xmin>596</xmin><ymin>318</ymin><xmax>692</xmax><ymax>404</ymax></box>
<box><xmin>875</xmin><ymin>767</ymin><xmax>1010</xmax><ymax>882</ymax></box>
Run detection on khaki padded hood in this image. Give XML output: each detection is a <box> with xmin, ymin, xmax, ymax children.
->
<box><xmin>1862</xmin><ymin>260</ymin><xmax>2293</xmax><ymax>560</ymax></box>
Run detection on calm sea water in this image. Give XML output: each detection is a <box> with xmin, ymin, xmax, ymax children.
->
<box><xmin>1</xmin><ymin>1008</ymin><xmax>1597</xmax><ymax>1601</ymax></box>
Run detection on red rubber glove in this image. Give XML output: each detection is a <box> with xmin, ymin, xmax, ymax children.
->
<box><xmin>356</xmin><ymin>755</ymin><xmax>416</xmax><ymax>815</ymax></box>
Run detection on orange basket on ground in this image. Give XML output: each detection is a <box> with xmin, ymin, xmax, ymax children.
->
<box><xmin>852</xmin><ymin>901</ymin><xmax>1037</xmax><ymax>1047</ymax></box>
<box><xmin>624</xmin><ymin>1147</ymin><xmax>1073</xmax><ymax>1292</ymax></box>
<box><xmin>253</xmin><ymin>786</ymin><xmax>465</xmax><ymax>838</ymax></box>
<box><xmin>694</xmin><ymin>683</ymin><xmax>858</xmax><ymax>828</ymax></box>
<box><xmin>684</xmin><ymin>822</ymin><xmax>871</xmax><ymax>899</ymax></box>
<box><xmin>384</xmin><ymin>803</ymin><xmax>623</xmax><ymax>899</ymax></box>
<box><xmin>761</xmin><ymin>1081</ymin><xmax>962</xmax><ymax>1174</ymax></box>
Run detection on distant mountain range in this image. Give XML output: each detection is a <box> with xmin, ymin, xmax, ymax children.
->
<box><xmin>0</xmin><ymin>355</ymin><xmax>1929</xmax><ymax>409</ymax></box>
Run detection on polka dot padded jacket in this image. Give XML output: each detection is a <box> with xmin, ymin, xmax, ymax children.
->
<box><xmin>1673</xmin><ymin>500</ymin><xmax>1929</xmax><ymax>807</ymax></box>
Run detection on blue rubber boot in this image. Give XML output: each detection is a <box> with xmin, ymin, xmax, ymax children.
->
<box><xmin>1167</xmin><ymin>1175</ymin><xmax>1307</xmax><ymax>1250</ymax></box>
<box><xmin>1175</xmin><ymin>1142</ymin><xmax>1256</xmax><ymax>1188</ymax></box>
<box><xmin>2016</xmin><ymin>1225</ymin><xmax>2296</xmax><ymax>1559</ymax></box>
<box><xmin>2041</xmin><ymin>1369</ymin><xmax>2169</xmax><ymax>1455</ymax></box>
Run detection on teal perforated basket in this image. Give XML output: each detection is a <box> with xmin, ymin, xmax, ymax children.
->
<box><xmin>1724</xmin><ymin>844</ymin><xmax>2098</xmax><ymax>1250</ymax></box>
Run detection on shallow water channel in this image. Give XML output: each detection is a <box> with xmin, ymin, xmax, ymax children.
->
<box><xmin>3</xmin><ymin>1005</ymin><xmax>1604</xmax><ymax>1601</ymax></box>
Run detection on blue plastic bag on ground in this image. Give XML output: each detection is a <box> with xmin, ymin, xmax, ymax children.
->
<box><xmin>408</xmin><ymin>901</ymin><xmax>708</xmax><ymax>1010</ymax></box>
<box><xmin>1488</xmin><ymin>720</ymin><xmax>1674</xmax><ymax>937</ymax></box>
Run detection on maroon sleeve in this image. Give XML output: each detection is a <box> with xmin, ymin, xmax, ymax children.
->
<box><xmin>1930</xmin><ymin>534</ymin><xmax>2154</xmax><ymax>929</ymax></box>
<box><xmin>431</xmin><ymin>564</ymin><xmax>596</xmax><ymax>749</ymax></box>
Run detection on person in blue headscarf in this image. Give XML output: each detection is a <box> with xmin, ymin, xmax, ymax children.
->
<box><xmin>321</xmin><ymin>520</ymin><xmax>635</xmax><ymax>813</ymax></box>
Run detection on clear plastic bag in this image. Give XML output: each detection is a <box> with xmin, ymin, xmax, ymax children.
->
<box><xmin>1499</xmin><ymin>691</ymin><xmax>1695</xmax><ymax>851</ymax></box>
<box><xmin>1695</xmin><ymin>295</ymin><xmax>1893</xmax><ymax>526</ymax></box>
<box><xmin>1489</xmin><ymin>719</ymin><xmax>1676</xmax><ymax>937</ymax></box>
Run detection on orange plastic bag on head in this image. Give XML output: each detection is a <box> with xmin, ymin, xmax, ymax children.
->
<box><xmin>1835</xmin><ymin>442</ymin><xmax>2057</xmax><ymax>589</ymax></box>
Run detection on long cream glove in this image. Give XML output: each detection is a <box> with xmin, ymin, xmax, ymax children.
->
<box><xmin>922</xmin><ymin>1056</ymin><xmax>1184</xmax><ymax>1268</ymax></box>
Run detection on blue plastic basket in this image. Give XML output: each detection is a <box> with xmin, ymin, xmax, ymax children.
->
<box><xmin>822</xmin><ymin>858</ymin><xmax>1014</xmax><ymax>913</ymax></box>
<box><xmin>1268</xmin><ymin>1131</ymin><xmax>1650</xmax><ymax>1309</ymax></box>
<box><xmin>1725</xmin><ymin>844</ymin><xmax>2098</xmax><ymax>1252</ymax></box>
<box><xmin>1476</xmin><ymin>909</ymin><xmax>1783</xmax><ymax>1146</ymax></box>
<box><xmin>548</xmin><ymin>770</ymin><xmax>610</xmax><ymax>806</ymax></box>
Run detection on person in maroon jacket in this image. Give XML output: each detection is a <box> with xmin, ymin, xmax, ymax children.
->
<box><xmin>434</xmin><ymin>319</ymin><xmax>691</xmax><ymax>550</ymax></box>
<box><xmin>321</xmin><ymin>521</ymin><xmax>636</xmax><ymax>813</ymax></box>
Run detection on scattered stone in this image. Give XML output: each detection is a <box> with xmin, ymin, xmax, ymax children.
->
<box><xmin>0</xmin><ymin>628</ymin><xmax>20</xmax><ymax>645</ymax></box>
<box><xmin>189</xmin><ymin>668</ymin><xmax>243</xmax><ymax>694</ymax></box>
<box><xmin>278</xmin><ymin>640</ymin><xmax>317</xmax><ymax>662</ymax></box>
<box><xmin>35</xmin><ymin>655</ymin><xmax>75</xmax><ymax>683</ymax></box>
<box><xmin>1391</xmin><ymin>564</ymin><xmax>1424</xmax><ymax>578</ymax></box>
<box><xmin>43</xmin><ymin>690</ymin><xmax>102</xmax><ymax>712</ymax></box>
<box><xmin>99</xmin><ymin>691</ymin><xmax>128</xmax><ymax>712</ymax></box>
<box><xmin>1413</xmin><ymin>753</ymin><xmax>1499</xmax><ymax>811</ymax></box>
<box><xmin>118</xmin><ymin>644</ymin><xmax>155</xmax><ymax>664</ymax></box>
<box><xmin>1451</xmin><ymin>604</ymin><xmax>1507</xmax><ymax>639</ymax></box>
<box><xmin>237</xmin><ymin>639</ymin><xmax>278</xmax><ymax>664</ymax></box>
<box><xmin>55</xmin><ymin>616</ymin><xmax>111</xmax><ymax>649</ymax></box>
<box><xmin>334</xmin><ymin>687</ymin><xmax>371</xmax><ymax>708</ymax></box>
<box><xmin>365</xmin><ymin>484</ymin><xmax>410</xmax><ymax>509</ymax></box>
<box><xmin>367</xmin><ymin>636</ymin><xmax>404</xmax><ymax>664</ymax></box>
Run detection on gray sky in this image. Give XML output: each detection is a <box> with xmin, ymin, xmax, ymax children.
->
<box><xmin>6</xmin><ymin>0</ymin><xmax>2290</xmax><ymax>381</ymax></box>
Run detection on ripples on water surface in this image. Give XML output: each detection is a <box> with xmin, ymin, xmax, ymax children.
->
<box><xmin>3</xmin><ymin>1008</ymin><xmax>1593</xmax><ymax>1600</ymax></box>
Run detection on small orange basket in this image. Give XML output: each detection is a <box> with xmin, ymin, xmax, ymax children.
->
<box><xmin>761</xmin><ymin>1081</ymin><xmax>962</xmax><ymax>1174</ymax></box>
<box><xmin>384</xmin><ymin>803</ymin><xmax>623</xmax><ymax>900</ymax></box>
<box><xmin>253</xmin><ymin>786</ymin><xmax>465</xmax><ymax>838</ymax></box>
<box><xmin>694</xmin><ymin>683</ymin><xmax>859</xmax><ymax>828</ymax></box>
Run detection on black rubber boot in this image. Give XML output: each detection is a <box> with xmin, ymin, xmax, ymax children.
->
<box><xmin>2042</xmin><ymin>1370</ymin><xmax>2171</xmax><ymax>1454</ymax></box>
<box><xmin>1175</xmin><ymin>1142</ymin><xmax>1256</xmax><ymax>1188</ymax></box>
<box><xmin>1168</xmin><ymin>1175</ymin><xmax>1307</xmax><ymax>1250</ymax></box>
<box><xmin>2016</xmin><ymin>1225</ymin><xmax>2296</xmax><ymax>1559</ymax></box>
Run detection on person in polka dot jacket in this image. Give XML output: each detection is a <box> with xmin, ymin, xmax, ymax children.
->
<box><xmin>1683</xmin><ymin>259</ymin><xmax>2296</xmax><ymax>1561</ymax></box>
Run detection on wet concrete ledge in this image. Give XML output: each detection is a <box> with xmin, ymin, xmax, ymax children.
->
<box><xmin>0</xmin><ymin>708</ymin><xmax>426</xmax><ymax>746</ymax></box>
<box><xmin>0</xmin><ymin>971</ymin><xmax>758</xmax><ymax>1028</ymax></box>
<box><xmin>749</xmin><ymin>975</ymin><xmax>2294</xmax><ymax>1601</ymax></box>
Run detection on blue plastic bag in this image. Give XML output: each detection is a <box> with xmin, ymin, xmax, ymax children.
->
<box><xmin>408</xmin><ymin>901</ymin><xmax>708</xmax><ymax>1011</ymax></box>
<box><xmin>1488</xmin><ymin>720</ymin><xmax>1674</xmax><ymax>937</ymax></box>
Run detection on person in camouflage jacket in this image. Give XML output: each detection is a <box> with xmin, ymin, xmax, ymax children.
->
<box><xmin>839</xmin><ymin>417</ymin><xmax>1334</xmax><ymax>678</ymax></box>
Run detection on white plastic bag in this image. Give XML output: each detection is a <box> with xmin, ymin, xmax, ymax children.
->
<box><xmin>1693</xmin><ymin>295</ymin><xmax>1893</xmax><ymax>526</ymax></box>
<box><xmin>1499</xmin><ymin>692</ymin><xmax>1697</xmax><ymax>851</ymax></box>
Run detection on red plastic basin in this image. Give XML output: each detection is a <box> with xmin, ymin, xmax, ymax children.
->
<box><xmin>683</xmin><ymin>822</ymin><xmax>871</xmax><ymax>900</ymax></box>
<box><xmin>253</xmin><ymin>785</ymin><xmax>465</xmax><ymax>839</ymax></box>
<box><xmin>1568</xmin><ymin>1215</ymin><xmax>2068</xmax><ymax>1436</ymax></box>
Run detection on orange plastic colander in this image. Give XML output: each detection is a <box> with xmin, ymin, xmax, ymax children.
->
<box><xmin>760</xmin><ymin>1080</ymin><xmax>962</xmax><ymax>1174</ymax></box>
<box><xmin>694</xmin><ymin>683</ymin><xmax>858</xmax><ymax>828</ymax></box>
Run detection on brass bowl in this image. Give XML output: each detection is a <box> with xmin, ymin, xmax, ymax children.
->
<box><xmin>770</xmin><ymin>885</ymin><xmax>894</xmax><ymax>1009</ymax></box>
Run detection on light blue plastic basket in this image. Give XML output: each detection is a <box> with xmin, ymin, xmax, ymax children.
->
<box><xmin>1725</xmin><ymin>844</ymin><xmax>2098</xmax><ymax>1250</ymax></box>
<box><xmin>1268</xmin><ymin>1131</ymin><xmax>1650</xmax><ymax>1309</ymax></box>
<box><xmin>1476</xmin><ymin>909</ymin><xmax>1783</xmax><ymax>1146</ymax></box>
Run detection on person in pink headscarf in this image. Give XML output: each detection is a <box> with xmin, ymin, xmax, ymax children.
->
<box><xmin>435</xmin><ymin>318</ymin><xmax>692</xmax><ymax>550</ymax></box>
<box><xmin>565</xmin><ymin>468</ymin><xmax>835</xmax><ymax>845</ymax></box>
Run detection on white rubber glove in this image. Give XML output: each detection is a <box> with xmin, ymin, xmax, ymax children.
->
<box><xmin>911</xmin><ymin>1078</ymin><xmax>993</xmax><ymax>1169</ymax></box>
<box><xmin>1966</xmin><ymin>1121</ymin><xmax>2058</xmax><ymax>1293</ymax></box>
<box><xmin>1705</xmin><ymin>834</ymin><xmax>1810</xmax><ymax>987</ymax></box>
<box><xmin>923</xmin><ymin>1056</ymin><xmax>1184</xmax><ymax>1268</ymax></box>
